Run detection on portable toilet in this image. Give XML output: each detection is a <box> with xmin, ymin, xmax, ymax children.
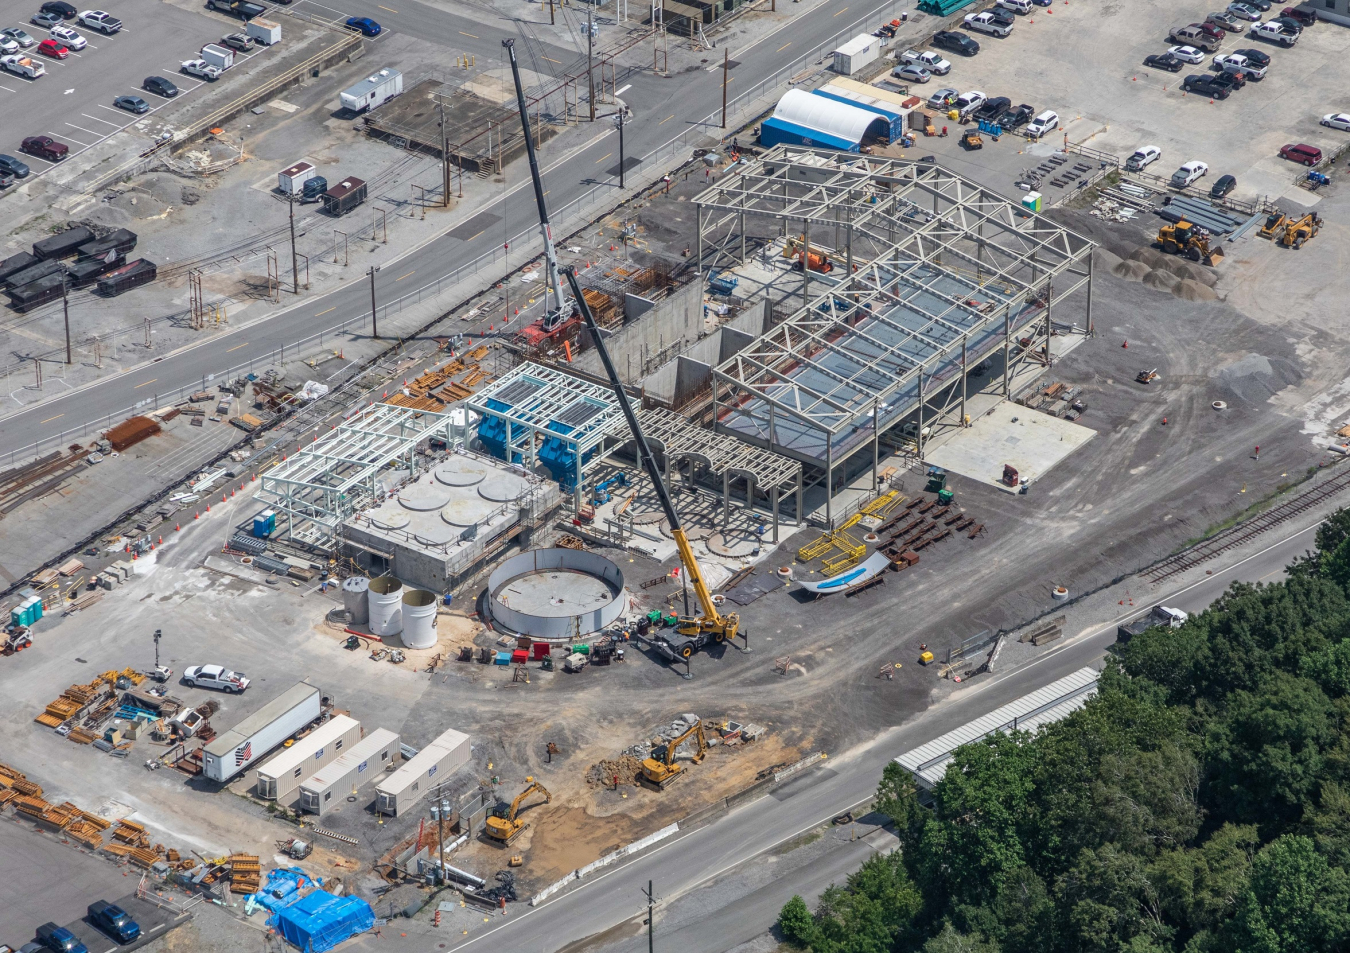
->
<box><xmin>253</xmin><ymin>509</ymin><xmax>277</xmax><ymax>538</ymax></box>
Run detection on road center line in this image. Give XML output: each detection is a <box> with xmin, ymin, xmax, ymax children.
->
<box><xmin>315</xmin><ymin>307</ymin><xmax>336</xmax><ymax>316</ymax></box>
<box><xmin>40</xmin><ymin>413</ymin><xmax>64</xmax><ymax>424</ymax></box>
<box><xmin>776</xmin><ymin>41</ymin><xmax>792</xmax><ymax>52</ymax></box>
<box><xmin>595</xmin><ymin>153</ymin><xmax>612</xmax><ymax>163</ymax></box>
<box><xmin>460</xmin><ymin>30</ymin><xmax>478</xmax><ymax>37</ymax></box>
<box><xmin>396</xmin><ymin>270</ymin><xmax>414</xmax><ymax>281</ymax></box>
<box><xmin>225</xmin><ymin>342</ymin><xmax>250</xmax><ymax>353</ymax></box>
<box><xmin>133</xmin><ymin>379</ymin><xmax>157</xmax><ymax>388</ymax></box>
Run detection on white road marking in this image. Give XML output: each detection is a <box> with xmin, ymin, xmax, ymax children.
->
<box><xmin>82</xmin><ymin>111</ymin><xmax>121</xmax><ymax>125</ymax></box>
<box><xmin>65</xmin><ymin>121</ymin><xmax>100</xmax><ymax>137</ymax></box>
<box><xmin>50</xmin><ymin>130</ymin><xmax>90</xmax><ymax>145</ymax></box>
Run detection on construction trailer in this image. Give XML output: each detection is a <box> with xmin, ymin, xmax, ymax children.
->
<box><xmin>375</xmin><ymin>727</ymin><xmax>471</xmax><ymax>816</ymax></box>
<box><xmin>254</xmin><ymin>714</ymin><xmax>362</xmax><ymax>801</ymax></box>
<box><xmin>202</xmin><ymin>682</ymin><xmax>322</xmax><ymax>783</ymax></box>
<box><xmin>297</xmin><ymin>728</ymin><xmax>401</xmax><ymax>815</ymax></box>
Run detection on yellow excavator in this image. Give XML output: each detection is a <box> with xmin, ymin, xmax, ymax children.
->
<box><xmin>485</xmin><ymin>778</ymin><xmax>551</xmax><ymax>844</ymax></box>
<box><xmin>640</xmin><ymin>719</ymin><xmax>710</xmax><ymax>789</ymax></box>
<box><xmin>562</xmin><ymin>267</ymin><xmax>739</xmax><ymax>661</ymax></box>
<box><xmin>1279</xmin><ymin>212</ymin><xmax>1322</xmax><ymax>249</ymax></box>
<box><xmin>1156</xmin><ymin>220</ymin><xmax>1224</xmax><ymax>265</ymax></box>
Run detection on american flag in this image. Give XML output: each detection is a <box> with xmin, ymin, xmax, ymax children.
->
<box><xmin>235</xmin><ymin>742</ymin><xmax>252</xmax><ymax>765</ymax></box>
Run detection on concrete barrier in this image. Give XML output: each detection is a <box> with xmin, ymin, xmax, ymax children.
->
<box><xmin>529</xmin><ymin>823</ymin><xmax>680</xmax><ymax>906</ymax></box>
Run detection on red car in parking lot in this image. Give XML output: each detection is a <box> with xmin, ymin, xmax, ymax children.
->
<box><xmin>1279</xmin><ymin>143</ymin><xmax>1323</xmax><ymax>165</ymax></box>
<box><xmin>37</xmin><ymin>37</ymin><xmax>68</xmax><ymax>58</ymax></box>
<box><xmin>21</xmin><ymin>136</ymin><xmax>69</xmax><ymax>161</ymax></box>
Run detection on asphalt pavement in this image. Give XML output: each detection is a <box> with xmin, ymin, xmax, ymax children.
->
<box><xmin>0</xmin><ymin>0</ymin><xmax>903</xmax><ymax>460</ymax></box>
<box><xmin>441</xmin><ymin>520</ymin><xmax>1318</xmax><ymax>953</ymax></box>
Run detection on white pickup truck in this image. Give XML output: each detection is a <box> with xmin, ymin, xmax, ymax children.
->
<box><xmin>77</xmin><ymin>10</ymin><xmax>122</xmax><ymax>34</ymax></box>
<box><xmin>1249</xmin><ymin>21</ymin><xmax>1297</xmax><ymax>45</ymax></box>
<box><xmin>181</xmin><ymin>58</ymin><xmax>222</xmax><ymax>80</ymax></box>
<box><xmin>963</xmin><ymin>11</ymin><xmax>1013</xmax><ymax>37</ymax></box>
<box><xmin>897</xmin><ymin>48</ymin><xmax>951</xmax><ymax>75</ymax></box>
<box><xmin>0</xmin><ymin>54</ymin><xmax>44</xmax><ymax>78</ymax></box>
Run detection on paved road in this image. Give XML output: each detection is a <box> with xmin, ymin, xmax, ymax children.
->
<box><xmin>1</xmin><ymin>0</ymin><xmax>896</xmax><ymax>459</ymax></box>
<box><xmin>444</xmin><ymin>520</ymin><xmax>1318</xmax><ymax>953</ymax></box>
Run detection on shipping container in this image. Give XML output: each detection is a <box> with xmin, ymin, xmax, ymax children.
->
<box><xmin>33</xmin><ymin>226</ymin><xmax>95</xmax><ymax>261</ymax></box>
<box><xmin>200</xmin><ymin>43</ymin><xmax>235</xmax><ymax>71</ymax></box>
<box><xmin>321</xmin><ymin>177</ymin><xmax>367</xmax><ymax>216</ymax></box>
<box><xmin>202</xmin><ymin>681</ymin><xmax>322</xmax><ymax>782</ymax></box>
<box><xmin>339</xmin><ymin>68</ymin><xmax>402</xmax><ymax>114</ymax></box>
<box><xmin>96</xmin><ymin>259</ymin><xmax>157</xmax><ymax>296</ymax></box>
<box><xmin>0</xmin><ymin>252</ymin><xmax>38</xmax><ymax>285</ymax></box>
<box><xmin>255</xmin><ymin>714</ymin><xmax>361</xmax><ymax>802</ymax></box>
<box><xmin>67</xmin><ymin>254</ymin><xmax>122</xmax><ymax>288</ymax></box>
<box><xmin>76</xmin><ymin>228</ymin><xmax>137</xmax><ymax>261</ymax></box>
<box><xmin>832</xmin><ymin>34</ymin><xmax>881</xmax><ymax>75</ymax></box>
<box><xmin>4</xmin><ymin>259</ymin><xmax>64</xmax><ymax>290</ymax></box>
<box><xmin>8</xmin><ymin>273</ymin><xmax>66</xmax><ymax>311</ymax></box>
<box><xmin>298</xmin><ymin>728</ymin><xmax>400</xmax><ymax>815</ymax></box>
<box><xmin>375</xmin><ymin>727</ymin><xmax>470</xmax><ymax>816</ymax></box>
<box><xmin>245</xmin><ymin>16</ymin><xmax>281</xmax><ymax>44</ymax></box>
<box><xmin>277</xmin><ymin>161</ymin><xmax>316</xmax><ymax>195</ymax></box>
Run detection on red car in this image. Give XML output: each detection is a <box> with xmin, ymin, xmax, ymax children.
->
<box><xmin>37</xmin><ymin>38</ymin><xmax>68</xmax><ymax>58</ymax></box>
<box><xmin>21</xmin><ymin>136</ymin><xmax>68</xmax><ymax>161</ymax></box>
<box><xmin>1279</xmin><ymin>143</ymin><xmax>1323</xmax><ymax>166</ymax></box>
<box><xmin>1189</xmin><ymin>20</ymin><xmax>1225</xmax><ymax>40</ymax></box>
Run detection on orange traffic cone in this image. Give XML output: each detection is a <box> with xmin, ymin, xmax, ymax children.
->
<box><xmin>194</xmin><ymin>512</ymin><xmax>199</xmax><ymax>520</ymax></box>
<box><xmin>158</xmin><ymin>536</ymin><xmax>162</xmax><ymax>545</ymax></box>
<box><xmin>175</xmin><ymin>524</ymin><xmax>180</xmax><ymax>532</ymax></box>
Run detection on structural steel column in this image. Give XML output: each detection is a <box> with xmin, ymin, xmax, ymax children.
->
<box><xmin>740</xmin><ymin>208</ymin><xmax>747</xmax><ymax>263</ymax></box>
<box><xmin>871</xmin><ymin>397</ymin><xmax>880</xmax><ymax>492</ymax></box>
<box><xmin>722</xmin><ymin>470</ymin><xmax>730</xmax><ymax>527</ymax></box>
<box><xmin>796</xmin><ymin>468</ymin><xmax>804</xmax><ymax>534</ymax></box>
<box><xmin>573</xmin><ymin>445</ymin><xmax>583</xmax><ymax>512</ymax></box>
<box><xmin>1086</xmin><ymin>252</ymin><xmax>1095</xmax><ymax>336</ymax></box>
<box><xmin>960</xmin><ymin>336</ymin><xmax>968</xmax><ymax>427</ymax></box>
<box><xmin>695</xmin><ymin>204</ymin><xmax>703</xmax><ymax>274</ymax></box>
<box><xmin>918</xmin><ymin>371</ymin><xmax>926</xmax><ymax>460</ymax></box>
<box><xmin>1003</xmin><ymin>311</ymin><xmax>1011</xmax><ymax>399</ymax></box>
<box><xmin>771</xmin><ymin>485</ymin><xmax>780</xmax><ymax>543</ymax></box>
<box><xmin>825</xmin><ymin>438</ymin><xmax>833</xmax><ymax>527</ymax></box>
<box><xmin>1044</xmin><ymin>279</ymin><xmax>1053</xmax><ymax>365</ymax></box>
<box><xmin>802</xmin><ymin>219</ymin><xmax>811</xmax><ymax>308</ymax></box>
<box><xmin>845</xmin><ymin>221</ymin><xmax>853</xmax><ymax>277</ymax></box>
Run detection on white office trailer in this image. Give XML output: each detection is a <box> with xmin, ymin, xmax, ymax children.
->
<box><xmin>203</xmin><ymin>682</ymin><xmax>322</xmax><ymax>783</ymax></box>
<box><xmin>832</xmin><ymin>35</ymin><xmax>881</xmax><ymax>75</ymax></box>
<box><xmin>255</xmin><ymin>715</ymin><xmax>361</xmax><ymax>801</ymax></box>
<box><xmin>339</xmin><ymin>68</ymin><xmax>403</xmax><ymax>114</ymax></box>
<box><xmin>375</xmin><ymin>727</ymin><xmax>471</xmax><ymax>816</ymax></box>
<box><xmin>298</xmin><ymin>728</ymin><xmax>401</xmax><ymax>816</ymax></box>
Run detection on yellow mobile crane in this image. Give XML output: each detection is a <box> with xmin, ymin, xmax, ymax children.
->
<box><xmin>640</xmin><ymin>718</ymin><xmax>710</xmax><ymax>789</ymax></box>
<box><xmin>485</xmin><ymin>778</ymin><xmax>551</xmax><ymax>844</ymax></box>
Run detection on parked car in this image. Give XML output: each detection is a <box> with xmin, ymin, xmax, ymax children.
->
<box><xmin>0</xmin><ymin>154</ymin><xmax>31</xmax><ymax>177</ymax></box>
<box><xmin>220</xmin><ymin>31</ymin><xmax>253</xmax><ymax>51</ymax></box>
<box><xmin>1190</xmin><ymin>20</ymin><xmax>1227</xmax><ymax>39</ymax></box>
<box><xmin>933</xmin><ymin>30</ymin><xmax>980</xmax><ymax>55</ymax></box>
<box><xmin>76</xmin><ymin>10</ymin><xmax>121</xmax><ymax>33</ymax></box>
<box><xmin>985</xmin><ymin>7</ymin><xmax>1017</xmax><ymax>27</ymax></box>
<box><xmin>39</xmin><ymin>1</ymin><xmax>78</xmax><ymax>19</ymax></box>
<box><xmin>1271</xmin><ymin>16</ymin><xmax>1302</xmax><ymax>33</ymax></box>
<box><xmin>898</xmin><ymin>48</ymin><xmax>951</xmax><ymax>74</ymax></box>
<box><xmin>891</xmin><ymin>63</ymin><xmax>931</xmax><ymax>83</ymax></box>
<box><xmin>1250</xmin><ymin>21</ymin><xmax>1297</xmax><ymax>43</ymax></box>
<box><xmin>1279</xmin><ymin>142</ymin><xmax>1322</xmax><ymax>165</ymax></box>
<box><xmin>974</xmin><ymin>96</ymin><xmax>1011</xmax><ymax>122</ymax></box>
<box><xmin>1245</xmin><ymin>0</ymin><xmax>1272</xmax><ymax>9</ymax></box>
<box><xmin>1025</xmin><ymin>109</ymin><xmax>1059</xmax><ymax>137</ymax></box>
<box><xmin>48</xmin><ymin>24</ymin><xmax>85</xmax><ymax>48</ymax></box>
<box><xmin>1282</xmin><ymin>5</ymin><xmax>1316</xmax><ymax>25</ymax></box>
<box><xmin>927</xmin><ymin>86</ymin><xmax>959</xmax><ymax>109</ymax></box>
<box><xmin>1233</xmin><ymin>46</ymin><xmax>1271</xmax><ymax>65</ymax></box>
<box><xmin>182</xmin><ymin>663</ymin><xmax>250</xmax><ymax>692</ymax></box>
<box><xmin>963</xmin><ymin>11</ymin><xmax>1013</xmax><ymax>36</ymax></box>
<box><xmin>1125</xmin><ymin>144</ymin><xmax>1162</xmax><ymax>171</ymax></box>
<box><xmin>181</xmin><ymin>58</ymin><xmax>221</xmax><ymax>79</ymax></box>
<box><xmin>144</xmin><ymin>74</ymin><xmax>178</xmax><ymax>96</ymax></box>
<box><xmin>344</xmin><ymin>15</ymin><xmax>380</xmax><ymax>35</ymax></box>
<box><xmin>1144</xmin><ymin>51</ymin><xmax>1184</xmax><ymax>71</ymax></box>
<box><xmin>1206</xmin><ymin>10</ymin><xmax>1243</xmax><ymax>30</ymax></box>
<box><xmin>36</xmin><ymin>37</ymin><xmax>66</xmax><ymax>56</ymax></box>
<box><xmin>31</xmin><ymin>11</ymin><xmax>62</xmax><ymax>27</ymax></box>
<box><xmin>1169</xmin><ymin>44</ymin><xmax>1207</xmax><ymax>63</ymax></box>
<box><xmin>955</xmin><ymin>89</ymin><xmax>987</xmax><ymax>114</ymax></box>
<box><xmin>0</xmin><ymin>35</ymin><xmax>19</xmax><ymax>55</ymax></box>
<box><xmin>1321</xmin><ymin>112</ymin><xmax>1350</xmax><ymax>130</ymax></box>
<box><xmin>87</xmin><ymin>901</ymin><xmax>141</xmax><ymax>945</ymax></box>
<box><xmin>1209</xmin><ymin>69</ymin><xmax>1246</xmax><ymax>91</ymax></box>
<box><xmin>21</xmin><ymin>135</ymin><xmax>67</xmax><ymax>160</ymax></box>
<box><xmin>996</xmin><ymin>0</ymin><xmax>1031</xmax><ymax>11</ymax></box>
<box><xmin>1171</xmin><ymin>160</ymin><xmax>1209</xmax><ymax>186</ymax></box>
<box><xmin>1214</xmin><ymin>51</ymin><xmax>1265</xmax><ymax>78</ymax></box>
<box><xmin>1227</xmin><ymin>2</ymin><xmax>1262</xmax><ymax>20</ymax></box>
<box><xmin>1209</xmin><ymin>173</ymin><xmax>1237</xmax><ymax>197</ymax></box>
<box><xmin>1182</xmin><ymin>73</ymin><xmax>1232</xmax><ymax>97</ymax></box>
<box><xmin>997</xmin><ymin>103</ymin><xmax>1035</xmax><ymax>128</ymax></box>
<box><xmin>1</xmin><ymin>27</ymin><xmax>37</xmax><ymax>47</ymax></box>
<box><xmin>34</xmin><ymin>924</ymin><xmax>87</xmax><ymax>953</ymax></box>
<box><xmin>114</xmin><ymin>94</ymin><xmax>149</xmax><ymax>113</ymax></box>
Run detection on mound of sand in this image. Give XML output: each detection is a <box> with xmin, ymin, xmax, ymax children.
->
<box><xmin>1143</xmin><ymin>269</ymin><xmax>1180</xmax><ymax>291</ymax></box>
<box><xmin>1111</xmin><ymin>260</ymin><xmax>1151</xmax><ymax>281</ymax></box>
<box><xmin>1174</xmin><ymin>261</ymin><xmax>1219</xmax><ymax>287</ymax></box>
<box><xmin>1092</xmin><ymin>246</ymin><xmax>1124</xmax><ymax>271</ymax></box>
<box><xmin>1127</xmin><ymin>246</ymin><xmax>1167</xmax><ymax>269</ymax></box>
<box><xmin>1172</xmin><ymin>278</ymin><xmax>1218</xmax><ymax>301</ymax></box>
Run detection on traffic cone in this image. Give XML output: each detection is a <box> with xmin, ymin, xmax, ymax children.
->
<box><xmin>206</xmin><ymin>503</ymin><xmax>211</xmax><ymax>512</ymax></box>
<box><xmin>1122</xmin><ymin>340</ymin><xmax>1128</xmax><ymax>348</ymax></box>
<box><xmin>195</xmin><ymin>512</ymin><xmax>199</xmax><ymax>520</ymax></box>
<box><xmin>222</xmin><ymin>495</ymin><xmax>227</xmax><ymax>504</ymax></box>
<box><xmin>175</xmin><ymin>524</ymin><xmax>180</xmax><ymax>532</ymax></box>
<box><xmin>158</xmin><ymin>536</ymin><xmax>162</xmax><ymax>545</ymax></box>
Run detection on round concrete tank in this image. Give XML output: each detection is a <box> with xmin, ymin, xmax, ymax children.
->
<box><xmin>488</xmin><ymin>548</ymin><xmax>627</xmax><ymax>641</ymax></box>
<box><xmin>342</xmin><ymin>576</ymin><xmax>370</xmax><ymax>625</ymax></box>
<box><xmin>368</xmin><ymin>575</ymin><xmax>404</xmax><ymax>636</ymax></box>
<box><xmin>400</xmin><ymin>589</ymin><xmax>438</xmax><ymax>649</ymax></box>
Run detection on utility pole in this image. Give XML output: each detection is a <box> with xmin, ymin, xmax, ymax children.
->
<box><xmin>439</xmin><ymin>100</ymin><xmax>451</xmax><ymax>207</ymax></box>
<box><xmin>721</xmin><ymin>48</ymin><xmax>728</xmax><ymax>129</ymax></box>
<box><xmin>615</xmin><ymin>109</ymin><xmax>626</xmax><ymax>189</ymax></box>
<box><xmin>288</xmin><ymin>196</ymin><xmax>299</xmax><ymax>294</ymax></box>
<box><xmin>62</xmin><ymin>277</ymin><xmax>72</xmax><ymax>364</ymax></box>
<box><xmin>587</xmin><ymin>8</ymin><xmax>596</xmax><ymax>121</ymax></box>
<box><xmin>368</xmin><ymin>265</ymin><xmax>380</xmax><ymax>339</ymax></box>
<box><xmin>642</xmin><ymin>880</ymin><xmax>656</xmax><ymax>953</ymax></box>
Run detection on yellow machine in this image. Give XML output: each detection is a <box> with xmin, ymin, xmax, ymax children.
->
<box><xmin>960</xmin><ymin>129</ymin><xmax>983</xmax><ymax>150</ymax></box>
<box><xmin>562</xmin><ymin>268</ymin><xmax>739</xmax><ymax>660</ymax></box>
<box><xmin>1280</xmin><ymin>212</ymin><xmax>1322</xmax><ymax>249</ymax></box>
<box><xmin>640</xmin><ymin>719</ymin><xmax>709</xmax><ymax>789</ymax></box>
<box><xmin>1156</xmin><ymin>221</ymin><xmax>1224</xmax><ymax>265</ymax></box>
<box><xmin>1259</xmin><ymin>211</ymin><xmax>1287</xmax><ymax>239</ymax></box>
<box><xmin>485</xmin><ymin>779</ymin><xmax>551</xmax><ymax>844</ymax></box>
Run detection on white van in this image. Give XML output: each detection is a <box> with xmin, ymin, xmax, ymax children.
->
<box><xmin>1025</xmin><ymin>110</ymin><xmax>1059</xmax><ymax>137</ymax></box>
<box><xmin>996</xmin><ymin>0</ymin><xmax>1031</xmax><ymax>12</ymax></box>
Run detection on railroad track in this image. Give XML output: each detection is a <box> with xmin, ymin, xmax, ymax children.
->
<box><xmin>1143</xmin><ymin>465</ymin><xmax>1350</xmax><ymax>583</ymax></box>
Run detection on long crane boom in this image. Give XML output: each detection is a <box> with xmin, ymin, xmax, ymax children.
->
<box><xmin>503</xmin><ymin>38</ymin><xmax>570</xmax><ymax>330</ymax></box>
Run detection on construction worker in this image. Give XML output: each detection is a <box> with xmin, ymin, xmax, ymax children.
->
<box><xmin>1255</xmin><ymin>445</ymin><xmax>1260</xmax><ymax>459</ymax></box>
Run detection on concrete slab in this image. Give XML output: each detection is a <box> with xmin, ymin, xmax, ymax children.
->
<box><xmin>924</xmin><ymin>402</ymin><xmax>1096</xmax><ymax>492</ymax></box>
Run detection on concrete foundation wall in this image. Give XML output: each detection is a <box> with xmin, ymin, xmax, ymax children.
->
<box><xmin>640</xmin><ymin>301</ymin><xmax>769</xmax><ymax>406</ymax></box>
<box><xmin>575</xmin><ymin>279</ymin><xmax>705</xmax><ymax>383</ymax></box>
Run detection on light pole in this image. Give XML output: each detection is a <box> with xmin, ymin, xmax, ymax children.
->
<box><xmin>369</xmin><ymin>265</ymin><xmax>381</xmax><ymax>339</ymax></box>
<box><xmin>61</xmin><ymin>275</ymin><xmax>72</xmax><ymax>364</ymax></box>
<box><xmin>587</xmin><ymin>11</ymin><xmax>596</xmax><ymax>121</ymax></box>
<box><xmin>614</xmin><ymin>110</ymin><xmax>626</xmax><ymax>189</ymax></box>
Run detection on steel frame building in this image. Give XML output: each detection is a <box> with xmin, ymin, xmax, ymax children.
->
<box><xmin>257</xmin><ymin>403</ymin><xmax>459</xmax><ymax>547</ymax></box>
<box><xmin>694</xmin><ymin>146</ymin><xmax>1095</xmax><ymax>522</ymax></box>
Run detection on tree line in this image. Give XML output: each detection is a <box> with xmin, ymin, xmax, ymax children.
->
<box><xmin>778</xmin><ymin>510</ymin><xmax>1350</xmax><ymax>953</ymax></box>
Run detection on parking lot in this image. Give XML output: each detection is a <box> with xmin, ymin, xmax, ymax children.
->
<box><xmin>0</xmin><ymin>0</ymin><xmax>279</xmax><ymax>183</ymax></box>
<box><xmin>904</xmin><ymin>0</ymin><xmax>1350</xmax><ymax>204</ymax></box>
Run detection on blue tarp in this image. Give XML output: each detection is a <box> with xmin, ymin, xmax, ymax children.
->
<box><xmin>248</xmin><ymin>867</ymin><xmax>323</xmax><ymax>914</ymax></box>
<box><xmin>270</xmin><ymin>891</ymin><xmax>375</xmax><ymax>953</ymax></box>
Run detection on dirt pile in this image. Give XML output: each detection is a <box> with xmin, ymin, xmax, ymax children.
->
<box><xmin>1143</xmin><ymin>269</ymin><xmax>1180</xmax><ymax>291</ymax></box>
<box><xmin>585</xmin><ymin>754</ymin><xmax>645</xmax><ymax>787</ymax></box>
<box><xmin>1112</xmin><ymin>260</ymin><xmax>1150</xmax><ymax>281</ymax></box>
<box><xmin>1172</xmin><ymin>278</ymin><xmax>1219</xmax><ymax>301</ymax></box>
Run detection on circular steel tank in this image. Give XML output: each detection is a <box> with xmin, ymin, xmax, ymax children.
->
<box><xmin>400</xmin><ymin>589</ymin><xmax>438</xmax><ymax>649</ymax></box>
<box><xmin>368</xmin><ymin>575</ymin><xmax>404</xmax><ymax>636</ymax></box>
<box><xmin>342</xmin><ymin>576</ymin><xmax>370</xmax><ymax>625</ymax></box>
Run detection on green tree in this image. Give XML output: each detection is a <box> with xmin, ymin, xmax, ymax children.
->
<box><xmin>922</xmin><ymin>922</ymin><xmax>1000</xmax><ymax>953</ymax></box>
<box><xmin>875</xmin><ymin>761</ymin><xmax>928</xmax><ymax>855</ymax></box>
<box><xmin>1299</xmin><ymin>639</ymin><xmax>1350</xmax><ymax>699</ymax></box>
<box><xmin>1091</xmin><ymin>742</ymin><xmax>1203</xmax><ymax>856</ymax></box>
<box><xmin>1228</xmin><ymin>834</ymin><xmax>1350</xmax><ymax>953</ymax></box>
<box><xmin>1305</xmin><ymin>781</ymin><xmax>1350</xmax><ymax>870</ymax></box>
<box><xmin>778</xmin><ymin>894</ymin><xmax>818</xmax><ymax>949</ymax></box>
<box><xmin>779</xmin><ymin>852</ymin><xmax>922</xmax><ymax>953</ymax></box>
<box><xmin>1151</xmin><ymin>823</ymin><xmax>1259</xmax><ymax>937</ymax></box>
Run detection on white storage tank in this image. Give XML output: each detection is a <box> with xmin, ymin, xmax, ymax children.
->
<box><xmin>368</xmin><ymin>575</ymin><xmax>403</xmax><ymax>635</ymax></box>
<box><xmin>342</xmin><ymin>576</ymin><xmax>370</xmax><ymax>625</ymax></box>
<box><xmin>375</xmin><ymin>727</ymin><xmax>471</xmax><ymax>816</ymax></box>
<box><xmin>400</xmin><ymin>589</ymin><xmax>437</xmax><ymax>649</ymax></box>
<box><xmin>255</xmin><ymin>714</ymin><xmax>361</xmax><ymax>802</ymax></box>
<box><xmin>297</xmin><ymin>728</ymin><xmax>401</xmax><ymax>816</ymax></box>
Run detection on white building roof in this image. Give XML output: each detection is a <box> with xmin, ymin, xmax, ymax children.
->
<box><xmin>894</xmin><ymin>666</ymin><xmax>1100</xmax><ymax>789</ymax></box>
<box><xmin>771</xmin><ymin>88</ymin><xmax>887</xmax><ymax>147</ymax></box>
